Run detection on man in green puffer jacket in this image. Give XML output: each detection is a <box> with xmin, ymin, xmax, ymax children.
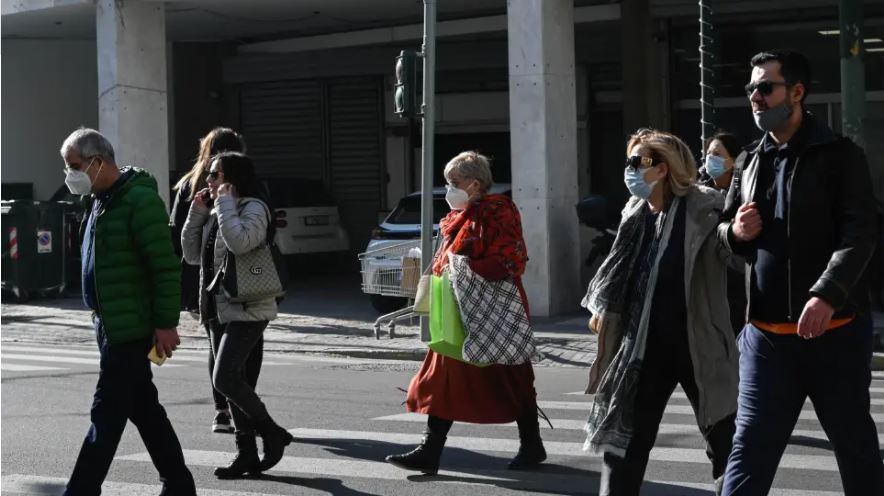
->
<box><xmin>60</xmin><ymin>128</ymin><xmax>196</xmax><ymax>496</ymax></box>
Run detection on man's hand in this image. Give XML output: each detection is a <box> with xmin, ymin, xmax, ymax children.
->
<box><xmin>154</xmin><ymin>328</ymin><xmax>181</xmax><ymax>358</ymax></box>
<box><xmin>732</xmin><ymin>202</ymin><xmax>762</xmax><ymax>241</ymax></box>
<box><xmin>797</xmin><ymin>297</ymin><xmax>835</xmax><ymax>339</ymax></box>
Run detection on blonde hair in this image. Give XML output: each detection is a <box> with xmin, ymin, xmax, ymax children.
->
<box><xmin>626</xmin><ymin>129</ymin><xmax>697</xmax><ymax>196</ymax></box>
<box><xmin>443</xmin><ymin>151</ymin><xmax>493</xmax><ymax>192</ymax></box>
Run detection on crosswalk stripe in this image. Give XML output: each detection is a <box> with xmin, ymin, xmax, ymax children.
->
<box><xmin>0</xmin><ymin>353</ymin><xmax>183</xmax><ymax>368</ymax></box>
<box><xmin>566</xmin><ymin>388</ymin><xmax>884</xmax><ymax>397</ymax></box>
<box><xmin>0</xmin><ymin>363</ymin><xmax>66</xmax><ymax>372</ymax></box>
<box><xmin>291</xmin><ymin>427</ymin><xmax>580</xmax><ymax>455</ymax></box>
<box><xmin>0</xmin><ymin>473</ymin><xmax>844</xmax><ymax>496</ymax></box>
<box><xmin>652</xmin><ymin>479</ymin><xmax>843</xmax><ymax>496</ymax></box>
<box><xmin>117</xmin><ymin>449</ymin><xmax>595</xmax><ymax>492</ymax></box>
<box><xmin>0</xmin><ymin>346</ymin><xmax>286</xmax><ymax>365</ymax></box>
<box><xmin>1</xmin><ymin>353</ymin><xmax>103</xmax><ymax>365</ymax></box>
<box><xmin>372</xmin><ymin>412</ymin><xmax>884</xmax><ymax>442</ymax></box>
<box><xmin>0</xmin><ymin>474</ymin><xmax>277</xmax><ymax>496</ymax></box>
<box><xmin>118</xmin><ymin>442</ymin><xmax>844</xmax><ymax>477</ymax></box>
<box><xmin>536</xmin><ymin>401</ymin><xmax>884</xmax><ymax>421</ymax></box>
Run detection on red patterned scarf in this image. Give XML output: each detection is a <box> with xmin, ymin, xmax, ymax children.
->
<box><xmin>432</xmin><ymin>194</ymin><xmax>527</xmax><ymax>277</ymax></box>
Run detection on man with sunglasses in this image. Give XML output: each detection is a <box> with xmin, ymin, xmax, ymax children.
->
<box><xmin>60</xmin><ymin>127</ymin><xmax>196</xmax><ymax>495</ymax></box>
<box><xmin>718</xmin><ymin>51</ymin><xmax>883</xmax><ymax>494</ymax></box>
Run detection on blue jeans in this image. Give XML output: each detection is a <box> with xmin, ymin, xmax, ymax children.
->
<box><xmin>722</xmin><ymin>315</ymin><xmax>884</xmax><ymax>495</ymax></box>
<box><xmin>65</xmin><ymin>322</ymin><xmax>195</xmax><ymax>496</ymax></box>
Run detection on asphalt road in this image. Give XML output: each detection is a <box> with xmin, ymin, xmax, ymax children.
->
<box><xmin>2</xmin><ymin>344</ymin><xmax>882</xmax><ymax>495</ymax></box>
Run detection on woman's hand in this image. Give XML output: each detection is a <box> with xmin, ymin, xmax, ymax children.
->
<box><xmin>193</xmin><ymin>188</ymin><xmax>211</xmax><ymax>209</ymax></box>
<box><xmin>217</xmin><ymin>183</ymin><xmax>236</xmax><ymax>198</ymax></box>
<box><xmin>589</xmin><ymin>314</ymin><xmax>603</xmax><ymax>334</ymax></box>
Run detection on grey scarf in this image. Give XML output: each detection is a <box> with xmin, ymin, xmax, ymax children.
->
<box><xmin>581</xmin><ymin>197</ymin><xmax>680</xmax><ymax>456</ymax></box>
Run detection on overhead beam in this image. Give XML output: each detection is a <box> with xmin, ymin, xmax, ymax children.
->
<box><xmin>239</xmin><ymin>4</ymin><xmax>620</xmax><ymax>54</ymax></box>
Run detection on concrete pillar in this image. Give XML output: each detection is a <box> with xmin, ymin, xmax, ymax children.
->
<box><xmin>507</xmin><ymin>0</ymin><xmax>581</xmax><ymax>316</ymax></box>
<box><xmin>96</xmin><ymin>0</ymin><xmax>170</xmax><ymax>205</ymax></box>
<box><xmin>620</xmin><ymin>0</ymin><xmax>669</xmax><ymax>136</ymax></box>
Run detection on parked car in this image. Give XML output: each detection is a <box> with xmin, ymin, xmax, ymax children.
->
<box><xmin>261</xmin><ymin>178</ymin><xmax>349</xmax><ymax>256</ymax></box>
<box><xmin>363</xmin><ymin>184</ymin><xmax>511</xmax><ymax>313</ymax></box>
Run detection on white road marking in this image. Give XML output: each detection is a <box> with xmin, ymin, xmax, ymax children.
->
<box><xmin>1</xmin><ymin>363</ymin><xmax>66</xmax><ymax>372</ymax></box>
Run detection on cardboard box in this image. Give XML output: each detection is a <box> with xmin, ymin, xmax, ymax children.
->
<box><xmin>400</xmin><ymin>256</ymin><xmax>421</xmax><ymax>295</ymax></box>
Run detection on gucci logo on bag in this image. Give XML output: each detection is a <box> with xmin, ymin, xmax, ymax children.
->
<box><xmin>249</xmin><ymin>266</ymin><xmax>264</xmax><ymax>275</ymax></box>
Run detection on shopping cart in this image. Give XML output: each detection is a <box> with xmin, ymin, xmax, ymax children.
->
<box><xmin>358</xmin><ymin>239</ymin><xmax>434</xmax><ymax>339</ymax></box>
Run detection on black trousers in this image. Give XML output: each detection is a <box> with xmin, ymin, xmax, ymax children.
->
<box><xmin>600</xmin><ymin>326</ymin><xmax>735</xmax><ymax>496</ymax></box>
<box><xmin>210</xmin><ymin>320</ymin><xmax>269</xmax><ymax>432</ymax></box>
<box><xmin>205</xmin><ymin>321</ymin><xmax>263</xmax><ymax>412</ymax></box>
<box><xmin>65</xmin><ymin>322</ymin><xmax>195</xmax><ymax>496</ymax></box>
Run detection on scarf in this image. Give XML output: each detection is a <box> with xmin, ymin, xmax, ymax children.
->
<box><xmin>581</xmin><ymin>196</ymin><xmax>681</xmax><ymax>457</ymax></box>
<box><xmin>432</xmin><ymin>194</ymin><xmax>527</xmax><ymax>277</ymax></box>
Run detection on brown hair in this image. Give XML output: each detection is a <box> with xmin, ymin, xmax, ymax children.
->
<box><xmin>174</xmin><ymin>127</ymin><xmax>245</xmax><ymax>199</ymax></box>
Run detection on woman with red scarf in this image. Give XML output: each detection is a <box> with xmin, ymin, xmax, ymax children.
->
<box><xmin>385</xmin><ymin>151</ymin><xmax>546</xmax><ymax>474</ymax></box>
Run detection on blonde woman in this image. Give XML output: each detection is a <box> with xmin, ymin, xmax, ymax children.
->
<box><xmin>582</xmin><ymin>129</ymin><xmax>737</xmax><ymax>496</ymax></box>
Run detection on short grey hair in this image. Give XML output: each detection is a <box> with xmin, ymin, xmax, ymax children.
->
<box><xmin>60</xmin><ymin>127</ymin><xmax>115</xmax><ymax>161</ymax></box>
<box><xmin>443</xmin><ymin>151</ymin><xmax>493</xmax><ymax>192</ymax></box>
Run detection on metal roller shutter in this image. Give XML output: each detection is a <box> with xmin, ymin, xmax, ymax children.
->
<box><xmin>240</xmin><ymin>80</ymin><xmax>323</xmax><ymax>178</ymax></box>
<box><xmin>328</xmin><ymin>77</ymin><xmax>384</xmax><ymax>252</ymax></box>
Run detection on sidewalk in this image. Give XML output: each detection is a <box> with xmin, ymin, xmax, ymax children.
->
<box><xmin>0</xmin><ymin>272</ymin><xmax>597</xmax><ymax>369</ymax></box>
<box><xmin>4</xmin><ymin>272</ymin><xmax>882</xmax><ymax>370</ymax></box>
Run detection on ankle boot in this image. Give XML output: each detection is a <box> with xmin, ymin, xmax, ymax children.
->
<box><xmin>214</xmin><ymin>431</ymin><xmax>261</xmax><ymax>479</ymax></box>
<box><xmin>255</xmin><ymin>416</ymin><xmax>294</xmax><ymax>471</ymax></box>
<box><xmin>509</xmin><ymin>411</ymin><xmax>547</xmax><ymax>470</ymax></box>
<box><xmin>385</xmin><ymin>431</ymin><xmax>447</xmax><ymax>475</ymax></box>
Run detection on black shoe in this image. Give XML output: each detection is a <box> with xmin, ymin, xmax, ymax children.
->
<box><xmin>212</xmin><ymin>410</ymin><xmax>235</xmax><ymax>434</ymax></box>
<box><xmin>508</xmin><ymin>440</ymin><xmax>547</xmax><ymax>470</ymax></box>
<box><xmin>385</xmin><ymin>432</ymin><xmax>446</xmax><ymax>475</ymax></box>
<box><xmin>255</xmin><ymin>416</ymin><xmax>294</xmax><ymax>471</ymax></box>
<box><xmin>509</xmin><ymin>409</ymin><xmax>547</xmax><ymax>470</ymax></box>
<box><xmin>214</xmin><ymin>432</ymin><xmax>261</xmax><ymax>479</ymax></box>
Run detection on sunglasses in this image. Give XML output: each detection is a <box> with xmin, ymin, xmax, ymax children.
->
<box><xmin>744</xmin><ymin>80</ymin><xmax>790</xmax><ymax>97</ymax></box>
<box><xmin>625</xmin><ymin>155</ymin><xmax>659</xmax><ymax>171</ymax></box>
<box><xmin>207</xmin><ymin>170</ymin><xmax>221</xmax><ymax>180</ymax></box>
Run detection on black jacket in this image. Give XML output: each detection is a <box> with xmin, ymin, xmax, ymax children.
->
<box><xmin>717</xmin><ymin>114</ymin><xmax>877</xmax><ymax>321</ymax></box>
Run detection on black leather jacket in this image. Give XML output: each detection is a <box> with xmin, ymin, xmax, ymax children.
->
<box><xmin>717</xmin><ymin>114</ymin><xmax>877</xmax><ymax>321</ymax></box>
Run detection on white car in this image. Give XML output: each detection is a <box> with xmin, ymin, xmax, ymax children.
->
<box><xmin>262</xmin><ymin>178</ymin><xmax>349</xmax><ymax>255</ymax></box>
<box><xmin>363</xmin><ymin>184</ymin><xmax>511</xmax><ymax>313</ymax></box>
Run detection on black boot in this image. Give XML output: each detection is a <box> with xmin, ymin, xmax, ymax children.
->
<box><xmin>509</xmin><ymin>410</ymin><xmax>547</xmax><ymax>470</ymax></box>
<box><xmin>385</xmin><ymin>431</ymin><xmax>447</xmax><ymax>475</ymax></box>
<box><xmin>214</xmin><ymin>431</ymin><xmax>261</xmax><ymax>479</ymax></box>
<box><xmin>255</xmin><ymin>416</ymin><xmax>294</xmax><ymax>471</ymax></box>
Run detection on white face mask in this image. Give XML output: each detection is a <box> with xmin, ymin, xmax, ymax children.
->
<box><xmin>64</xmin><ymin>157</ymin><xmax>100</xmax><ymax>196</ymax></box>
<box><xmin>445</xmin><ymin>185</ymin><xmax>470</xmax><ymax>210</ymax></box>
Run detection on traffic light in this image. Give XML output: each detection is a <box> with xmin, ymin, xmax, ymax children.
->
<box><xmin>394</xmin><ymin>50</ymin><xmax>418</xmax><ymax>117</ymax></box>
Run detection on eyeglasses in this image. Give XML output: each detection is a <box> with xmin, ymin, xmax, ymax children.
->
<box><xmin>63</xmin><ymin>156</ymin><xmax>97</xmax><ymax>173</ymax></box>
<box><xmin>744</xmin><ymin>80</ymin><xmax>789</xmax><ymax>97</ymax></box>
<box><xmin>625</xmin><ymin>155</ymin><xmax>659</xmax><ymax>171</ymax></box>
<box><xmin>207</xmin><ymin>170</ymin><xmax>221</xmax><ymax>180</ymax></box>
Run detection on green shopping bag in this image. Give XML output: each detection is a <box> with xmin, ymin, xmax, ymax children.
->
<box><xmin>427</xmin><ymin>272</ymin><xmax>487</xmax><ymax>367</ymax></box>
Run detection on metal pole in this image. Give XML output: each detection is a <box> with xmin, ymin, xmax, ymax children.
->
<box><xmin>698</xmin><ymin>0</ymin><xmax>715</xmax><ymax>149</ymax></box>
<box><xmin>839</xmin><ymin>0</ymin><xmax>865</xmax><ymax>148</ymax></box>
<box><xmin>419</xmin><ymin>0</ymin><xmax>436</xmax><ymax>342</ymax></box>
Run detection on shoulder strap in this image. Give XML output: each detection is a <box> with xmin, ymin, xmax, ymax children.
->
<box><xmin>237</xmin><ymin>198</ymin><xmax>276</xmax><ymax>247</ymax></box>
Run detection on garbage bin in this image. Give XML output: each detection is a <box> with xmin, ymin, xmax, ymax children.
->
<box><xmin>1</xmin><ymin>201</ymin><xmax>66</xmax><ymax>301</ymax></box>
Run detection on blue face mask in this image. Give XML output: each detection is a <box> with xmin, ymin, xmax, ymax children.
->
<box><xmin>624</xmin><ymin>166</ymin><xmax>658</xmax><ymax>200</ymax></box>
<box><xmin>705</xmin><ymin>154</ymin><xmax>729</xmax><ymax>179</ymax></box>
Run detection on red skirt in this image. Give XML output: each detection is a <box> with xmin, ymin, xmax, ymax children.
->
<box><xmin>405</xmin><ymin>350</ymin><xmax>537</xmax><ymax>424</ymax></box>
